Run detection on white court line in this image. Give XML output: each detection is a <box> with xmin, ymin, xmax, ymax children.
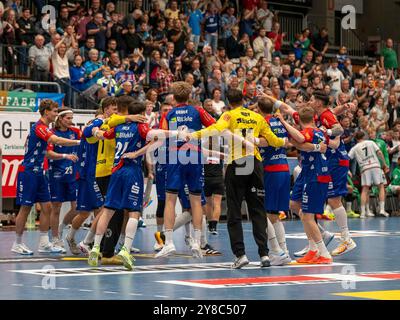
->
<box><xmin>154</xmin><ymin>295</ymin><xmax>169</xmax><ymax>298</ymax></box>
<box><xmin>103</xmin><ymin>291</ymin><xmax>118</xmax><ymax>294</ymax></box>
<box><xmin>56</xmin><ymin>287</ymin><xmax>70</xmax><ymax>290</ymax></box>
<box><xmin>11</xmin><ymin>284</ymin><xmax>24</xmax><ymax>287</ymax></box>
<box><xmin>79</xmin><ymin>289</ymin><xmax>93</xmax><ymax>292</ymax></box>
<box><xmin>129</xmin><ymin>293</ymin><xmax>143</xmax><ymax>296</ymax></box>
<box><xmin>9</xmin><ymin>262</ymin><xmax>354</xmax><ymax>278</ymax></box>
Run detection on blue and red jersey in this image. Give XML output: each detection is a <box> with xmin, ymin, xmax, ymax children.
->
<box><xmin>317</xmin><ymin>109</ymin><xmax>350</xmax><ymax>168</ymax></box>
<box><xmin>47</xmin><ymin>127</ymin><xmax>81</xmax><ymax>182</ymax></box>
<box><xmin>300</xmin><ymin>127</ymin><xmax>331</xmax><ymax>184</ymax></box>
<box><xmin>260</xmin><ymin>115</ymin><xmax>289</xmax><ymax>172</ymax></box>
<box><xmin>160</xmin><ymin>104</ymin><xmax>216</xmax><ymax>152</ymax></box>
<box><xmin>104</xmin><ymin>122</ymin><xmax>150</xmax><ymax>171</ymax></box>
<box><xmin>20</xmin><ymin>120</ymin><xmax>54</xmax><ymax>173</ymax></box>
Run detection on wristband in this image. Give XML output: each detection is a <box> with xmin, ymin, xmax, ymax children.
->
<box><xmin>273</xmin><ymin>100</ymin><xmax>283</xmax><ymax>110</ymax></box>
<box><xmin>62</xmin><ymin>154</ymin><xmax>67</xmax><ymax>159</ymax></box>
<box><xmin>326</xmin><ymin>129</ymin><xmax>333</xmax><ymax>137</ymax></box>
<box><xmin>313</xmin><ymin>144</ymin><xmax>321</xmax><ymax>152</ymax></box>
<box><xmin>75</xmin><ymin>140</ymin><xmax>81</xmax><ymax>145</ymax></box>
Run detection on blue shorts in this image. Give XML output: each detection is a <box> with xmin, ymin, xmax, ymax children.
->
<box><xmin>264</xmin><ymin>171</ymin><xmax>290</xmax><ymax>212</ymax></box>
<box><xmin>49</xmin><ymin>178</ymin><xmax>77</xmax><ymax>203</ymax></box>
<box><xmin>155</xmin><ymin>163</ymin><xmax>167</xmax><ymax>202</ymax></box>
<box><xmin>16</xmin><ymin>171</ymin><xmax>51</xmax><ymax>206</ymax></box>
<box><xmin>301</xmin><ymin>181</ymin><xmax>329</xmax><ymax>214</ymax></box>
<box><xmin>104</xmin><ymin>165</ymin><xmax>144</xmax><ymax>212</ymax></box>
<box><xmin>179</xmin><ymin>184</ymin><xmax>206</xmax><ymax>209</ymax></box>
<box><xmin>327</xmin><ymin>165</ymin><xmax>349</xmax><ymax>198</ymax></box>
<box><xmin>76</xmin><ymin>179</ymin><xmax>103</xmax><ymax>211</ymax></box>
<box><xmin>166</xmin><ymin>163</ymin><xmax>204</xmax><ymax>195</ymax></box>
<box><xmin>291</xmin><ymin>171</ymin><xmax>305</xmax><ymax>203</ymax></box>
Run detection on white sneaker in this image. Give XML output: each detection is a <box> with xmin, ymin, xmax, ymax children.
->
<box><xmin>231</xmin><ymin>255</ymin><xmax>249</xmax><ymax>269</ymax></box>
<box><xmin>78</xmin><ymin>241</ymin><xmax>91</xmax><ymax>255</ymax></box>
<box><xmin>38</xmin><ymin>242</ymin><xmax>63</xmax><ymax>253</ymax></box>
<box><xmin>366</xmin><ymin>212</ymin><xmax>375</xmax><ymax>217</ymax></box>
<box><xmin>260</xmin><ymin>255</ymin><xmax>271</xmax><ymax>268</ymax></box>
<box><xmin>360</xmin><ymin>214</ymin><xmax>366</xmax><ymax>219</ymax></box>
<box><xmin>331</xmin><ymin>238</ymin><xmax>357</xmax><ymax>256</ymax></box>
<box><xmin>269</xmin><ymin>251</ymin><xmax>292</xmax><ymax>266</ymax></box>
<box><xmin>52</xmin><ymin>239</ymin><xmax>67</xmax><ymax>254</ymax></box>
<box><xmin>154</xmin><ymin>242</ymin><xmax>163</xmax><ymax>252</ymax></box>
<box><xmin>155</xmin><ymin>242</ymin><xmax>176</xmax><ymax>258</ymax></box>
<box><xmin>379</xmin><ymin>211</ymin><xmax>390</xmax><ymax>217</ymax></box>
<box><xmin>191</xmin><ymin>241</ymin><xmax>203</xmax><ymax>259</ymax></box>
<box><xmin>66</xmin><ymin>237</ymin><xmax>81</xmax><ymax>255</ymax></box>
<box><xmin>184</xmin><ymin>235</ymin><xmax>194</xmax><ymax>249</ymax></box>
<box><xmin>11</xmin><ymin>242</ymin><xmax>33</xmax><ymax>255</ymax></box>
<box><xmin>130</xmin><ymin>247</ymin><xmax>140</xmax><ymax>253</ymax></box>
<box><xmin>294</xmin><ymin>245</ymin><xmax>309</xmax><ymax>257</ymax></box>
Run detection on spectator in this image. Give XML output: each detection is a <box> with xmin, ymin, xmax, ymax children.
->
<box><xmin>253</xmin><ymin>27</ymin><xmax>274</xmax><ymax>61</ymax></box>
<box><xmin>168</xmin><ymin>18</ymin><xmax>187</xmax><ymax>56</ymax></box>
<box><xmin>220</xmin><ymin>5</ymin><xmax>237</xmax><ymax>47</ymax></box>
<box><xmin>29</xmin><ymin>34</ymin><xmax>51</xmax><ymax>85</ymax></box>
<box><xmin>380</xmin><ymin>38</ymin><xmax>398</xmax><ymax>76</ymax></box>
<box><xmin>83</xmin><ymin>48</ymin><xmax>104</xmax><ymax>90</ymax></box>
<box><xmin>156</xmin><ymin>59</ymin><xmax>174</xmax><ymax>100</ymax></box>
<box><xmin>96</xmin><ymin>66</ymin><xmax>118</xmax><ymax>96</ymax></box>
<box><xmin>310</xmin><ymin>27</ymin><xmax>330</xmax><ymax>57</ymax></box>
<box><xmin>268</xmin><ymin>22</ymin><xmax>286</xmax><ymax>57</ymax></box>
<box><xmin>208</xmin><ymin>69</ymin><xmax>227</xmax><ymax>101</ymax></box>
<box><xmin>70</xmin><ymin>54</ymin><xmax>87</xmax><ymax>92</ymax></box>
<box><xmin>203</xmin><ymin>3</ymin><xmax>220</xmax><ymax>54</ymax></box>
<box><xmin>226</xmin><ymin>25</ymin><xmax>244</xmax><ymax>62</ymax></box>
<box><xmin>257</xmin><ymin>0</ymin><xmax>275</xmax><ymax>32</ymax></box>
<box><xmin>86</xmin><ymin>12</ymin><xmax>107</xmax><ymax>52</ymax></box>
<box><xmin>326</xmin><ymin>58</ymin><xmax>344</xmax><ymax>96</ymax></box>
<box><xmin>188</xmin><ymin>0</ymin><xmax>202</xmax><ymax>52</ymax></box>
<box><xmin>211</xmin><ymin>88</ymin><xmax>226</xmax><ymax>115</ymax></box>
<box><xmin>165</xmin><ymin>0</ymin><xmax>180</xmax><ymax>20</ymax></box>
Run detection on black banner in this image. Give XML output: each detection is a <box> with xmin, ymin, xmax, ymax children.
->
<box><xmin>269</xmin><ymin>0</ymin><xmax>313</xmax><ymax>8</ymax></box>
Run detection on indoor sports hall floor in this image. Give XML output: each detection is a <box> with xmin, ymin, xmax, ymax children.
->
<box><xmin>1</xmin><ymin>218</ymin><xmax>400</xmax><ymax>300</ymax></box>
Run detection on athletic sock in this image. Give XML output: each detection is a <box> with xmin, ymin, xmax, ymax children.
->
<box><xmin>58</xmin><ymin>223</ymin><xmax>67</xmax><ymax>238</ymax></box>
<box><xmin>325</xmin><ymin>204</ymin><xmax>333</xmax><ymax>213</ymax></box>
<box><xmin>309</xmin><ymin>239</ymin><xmax>317</xmax><ymax>251</ymax></box>
<box><xmin>118</xmin><ymin>233</ymin><xmax>125</xmax><ymax>246</ymax></box>
<box><xmin>16</xmin><ymin>234</ymin><xmax>22</xmax><ymax>245</ymax></box>
<box><xmin>317</xmin><ymin>222</ymin><xmax>326</xmax><ymax>234</ymax></box>
<box><xmin>379</xmin><ymin>201</ymin><xmax>386</xmax><ymax>214</ymax></box>
<box><xmin>66</xmin><ymin>227</ymin><xmax>78</xmax><ymax>241</ymax></box>
<box><xmin>173</xmin><ymin>211</ymin><xmax>192</xmax><ymax>231</ymax></box>
<box><xmin>94</xmin><ymin>234</ymin><xmax>103</xmax><ymax>247</ymax></box>
<box><xmin>201</xmin><ymin>216</ymin><xmax>207</xmax><ymax>247</ymax></box>
<box><xmin>273</xmin><ymin>221</ymin><xmax>288</xmax><ymax>253</ymax></box>
<box><xmin>266</xmin><ymin>220</ymin><xmax>282</xmax><ymax>254</ymax></box>
<box><xmin>83</xmin><ymin>230</ymin><xmax>95</xmax><ymax>245</ymax></box>
<box><xmin>123</xmin><ymin>218</ymin><xmax>138</xmax><ymax>251</ymax></box>
<box><xmin>316</xmin><ymin>240</ymin><xmax>331</xmax><ymax>258</ymax></box>
<box><xmin>184</xmin><ymin>222</ymin><xmax>191</xmax><ymax>238</ymax></box>
<box><xmin>361</xmin><ymin>205</ymin><xmax>366</xmax><ymax>216</ymax></box>
<box><xmin>164</xmin><ymin>229</ymin><xmax>173</xmax><ymax>245</ymax></box>
<box><xmin>157</xmin><ymin>224</ymin><xmax>163</xmax><ymax>232</ymax></box>
<box><xmin>39</xmin><ymin>232</ymin><xmax>49</xmax><ymax>246</ymax></box>
<box><xmin>193</xmin><ymin>229</ymin><xmax>201</xmax><ymax>245</ymax></box>
<box><xmin>333</xmin><ymin>207</ymin><xmax>350</xmax><ymax>241</ymax></box>
<box><xmin>346</xmin><ymin>202</ymin><xmax>352</xmax><ymax>212</ymax></box>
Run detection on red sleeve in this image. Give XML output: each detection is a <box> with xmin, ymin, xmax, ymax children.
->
<box><xmin>323</xmin><ymin>132</ymin><xmax>330</xmax><ymax>145</ymax></box>
<box><xmin>138</xmin><ymin>123</ymin><xmax>151</xmax><ymax>140</ymax></box>
<box><xmin>320</xmin><ymin>110</ymin><xmax>338</xmax><ymax>129</ymax></box>
<box><xmin>159</xmin><ymin>112</ymin><xmax>169</xmax><ymax>130</ymax></box>
<box><xmin>103</xmin><ymin>128</ymin><xmax>116</xmax><ymax>139</ymax></box>
<box><xmin>70</xmin><ymin>127</ymin><xmax>82</xmax><ymax>139</ymax></box>
<box><xmin>293</xmin><ymin>112</ymin><xmax>300</xmax><ymax>125</ymax></box>
<box><xmin>46</xmin><ymin>143</ymin><xmax>54</xmax><ymax>152</ymax></box>
<box><xmin>35</xmin><ymin>124</ymin><xmax>53</xmax><ymax>142</ymax></box>
<box><xmin>195</xmin><ymin>106</ymin><xmax>216</xmax><ymax>127</ymax></box>
<box><xmin>301</xmin><ymin>128</ymin><xmax>314</xmax><ymax>143</ymax></box>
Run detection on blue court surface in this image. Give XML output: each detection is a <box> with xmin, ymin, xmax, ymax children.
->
<box><xmin>1</xmin><ymin>218</ymin><xmax>400</xmax><ymax>301</ymax></box>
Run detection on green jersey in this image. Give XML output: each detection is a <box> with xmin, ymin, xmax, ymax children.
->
<box><xmin>392</xmin><ymin>167</ymin><xmax>400</xmax><ymax>186</ymax></box>
<box><xmin>373</xmin><ymin>138</ymin><xmax>390</xmax><ymax>167</ymax></box>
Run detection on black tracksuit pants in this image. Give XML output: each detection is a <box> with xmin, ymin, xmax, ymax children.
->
<box><xmin>224</xmin><ymin>157</ymin><xmax>268</xmax><ymax>258</ymax></box>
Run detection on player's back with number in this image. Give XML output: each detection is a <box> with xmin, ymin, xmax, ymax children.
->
<box><xmin>349</xmin><ymin>140</ymin><xmax>381</xmax><ymax>172</ymax></box>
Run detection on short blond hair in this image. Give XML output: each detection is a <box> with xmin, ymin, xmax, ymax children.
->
<box><xmin>171</xmin><ymin>82</ymin><xmax>191</xmax><ymax>103</ymax></box>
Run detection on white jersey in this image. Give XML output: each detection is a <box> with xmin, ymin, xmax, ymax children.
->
<box><xmin>348</xmin><ymin>140</ymin><xmax>381</xmax><ymax>172</ymax></box>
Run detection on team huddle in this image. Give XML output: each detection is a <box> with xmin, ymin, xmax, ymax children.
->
<box><xmin>12</xmin><ymin>81</ymin><xmax>388</xmax><ymax>270</ymax></box>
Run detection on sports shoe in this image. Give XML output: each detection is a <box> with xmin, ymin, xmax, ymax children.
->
<box><xmin>360</xmin><ymin>214</ymin><xmax>366</xmax><ymax>219</ymax></box>
<box><xmin>78</xmin><ymin>241</ymin><xmax>92</xmax><ymax>255</ymax></box>
<box><xmin>154</xmin><ymin>231</ymin><xmax>165</xmax><ymax>246</ymax></box>
<box><xmin>260</xmin><ymin>256</ymin><xmax>271</xmax><ymax>268</ymax></box>
<box><xmin>331</xmin><ymin>238</ymin><xmax>357</xmax><ymax>256</ymax></box>
<box><xmin>231</xmin><ymin>255</ymin><xmax>249</xmax><ymax>269</ymax></box>
<box><xmin>294</xmin><ymin>245</ymin><xmax>309</xmax><ymax>258</ymax></box>
<box><xmin>347</xmin><ymin>210</ymin><xmax>360</xmax><ymax>218</ymax></box>
<box><xmin>11</xmin><ymin>242</ymin><xmax>33</xmax><ymax>255</ymax></box>
<box><xmin>154</xmin><ymin>242</ymin><xmax>163</xmax><ymax>251</ymax></box>
<box><xmin>88</xmin><ymin>245</ymin><xmax>101</xmax><ymax>267</ymax></box>
<box><xmin>155</xmin><ymin>242</ymin><xmax>176</xmax><ymax>258</ymax></box>
<box><xmin>310</xmin><ymin>255</ymin><xmax>333</xmax><ymax>264</ymax></box>
<box><xmin>269</xmin><ymin>251</ymin><xmax>292</xmax><ymax>266</ymax></box>
<box><xmin>66</xmin><ymin>237</ymin><xmax>81</xmax><ymax>255</ymax></box>
<box><xmin>117</xmin><ymin>246</ymin><xmax>135</xmax><ymax>271</ymax></box>
<box><xmin>52</xmin><ymin>239</ymin><xmax>66</xmax><ymax>254</ymax></box>
<box><xmin>209</xmin><ymin>227</ymin><xmax>218</xmax><ymax>235</ymax></box>
<box><xmin>201</xmin><ymin>243</ymin><xmax>221</xmax><ymax>255</ymax></box>
<box><xmin>366</xmin><ymin>212</ymin><xmax>375</xmax><ymax>217</ymax></box>
<box><xmin>317</xmin><ymin>212</ymin><xmax>335</xmax><ymax>221</ymax></box>
<box><xmin>38</xmin><ymin>242</ymin><xmax>63</xmax><ymax>253</ymax></box>
<box><xmin>130</xmin><ymin>247</ymin><xmax>140</xmax><ymax>253</ymax></box>
<box><xmin>191</xmin><ymin>241</ymin><xmax>203</xmax><ymax>259</ymax></box>
<box><xmin>138</xmin><ymin>217</ymin><xmax>146</xmax><ymax>228</ymax></box>
<box><xmin>279</xmin><ymin>212</ymin><xmax>287</xmax><ymax>220</ymax></box>
<box><xmin>378</xmin><ymin>211</ymin><xmax>390</xmax><ymax>217</ymax></box>
<box><xmin>101</xmin><ymin>255</ymin><xmax>123</xmax><ymax>265</ymax></box>
<box><xmin>296</xmin><ymin>250</ymin><xmax>318</xmax><ymax>264</ymax></box>
<box><xmin>322</xmin><ymin>231</ymin><xmax>335</xmax><ymax>247</ymax></box>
